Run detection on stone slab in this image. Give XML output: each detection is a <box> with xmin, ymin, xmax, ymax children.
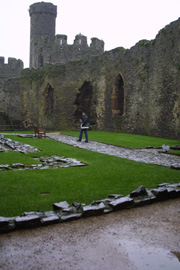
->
<box><xmin>83</xmin><ymin>202</ymin><xmax>105</xmax><ymax>217</ymax></box>
<box><xmin>53</xmin><ymin>201</ymin><xmax>70</xmax><ymax>210</ymax></box>
<box><xmin>109</xmin><ymin>197</ymin><xmax>134</xmax><ymax>211</ymax></box>
<box><xmin>15</xmin><ymin>215</ymin><xmax>41</xmax><ymax>229</ymax></box>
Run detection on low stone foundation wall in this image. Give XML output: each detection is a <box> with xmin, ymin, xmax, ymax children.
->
<box><xmin>0</xmin><ymin>183</ymin><xmax>180</xmax><ymax>234</ymax></box>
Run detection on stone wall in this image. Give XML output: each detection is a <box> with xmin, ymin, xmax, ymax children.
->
<box><xmin>20</xmin><ymin>18</ymin><xmax>180</xmax><ymax>138</ymax></box>
<box><xmin>1</xmin><ymin>3</ymin><xmax>180</xmax><ymax>138</ymax></box>
<box><xmin>0</xmin><ymin>57</ymin><xmax>23</xmax><ymax>78</ymax></box>
<box><xmin>0</xmin><ymin>57</ymin><xmax>23</xmax><ymax>130</ymax></box>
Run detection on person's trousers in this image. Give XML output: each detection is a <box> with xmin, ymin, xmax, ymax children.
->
<box><xmin>79</xmin><ymin>128</ymin><xmax>88</xmax><ymax>141</ymax></box>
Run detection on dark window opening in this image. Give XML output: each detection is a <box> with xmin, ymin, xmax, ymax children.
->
<box><xmin>44</xmin><ymin>83</ymin><xmax>54</xmax><ymax>114</ymax></box>
<box><xmin>74</xmin><ymin>81</ymin><xmax>93</xmax><ymax>124</ymax></box>
<box><xmin>112</xmin><ymin>73</ymin><xmax>124</xmax><ymax>116</ymax></box>
<box><xmin>38</xmin><ymin>54</ymin><xmax>43</xmax><ymax>68</ymax></box>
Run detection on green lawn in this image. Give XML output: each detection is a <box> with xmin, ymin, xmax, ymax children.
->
<box><xmin>0</xmin><ymin>133</ymin><xmax>180</xmax><ymax>217</ymax></box>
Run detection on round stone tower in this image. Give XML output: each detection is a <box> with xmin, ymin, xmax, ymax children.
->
<box><xmin>29</xmin><ymin>2</ymin><xmax>57</xmax><ymax>68</ymax></box>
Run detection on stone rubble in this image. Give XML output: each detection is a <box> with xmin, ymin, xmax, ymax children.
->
<box><xmin>0</xmin><ymin>135</ymin><xmax>39</xmax><ymax>154</ymax></box>
<box><xmin>0</xmin><ymin>155</ymin><xmax>86</xmax><ymax>171</ymax></box>
<box><xmin>0</xmin><ymin>183</ymin><xmax>180</xmax><ymax>234</ymax></box>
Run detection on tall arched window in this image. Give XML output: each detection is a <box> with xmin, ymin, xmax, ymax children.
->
<box><xmin>44</xmin><ymin>83</ymin><xmax>54</xmax><ymax>114</ymax></box>
<box><xmin>74</xmin><ymin>81</ymin><xmax>93</xmax><ymax>123</ymax></box>
<box><xmin>112</xmin><ymin>73</ymin><xmax>124</xmax><ymax>116</ymax></box>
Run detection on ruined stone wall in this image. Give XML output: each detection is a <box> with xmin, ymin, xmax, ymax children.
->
<box><xmin>20</xmin><ymin>58</ymin><xmax>102</xmax><ymax>130</ymax></box>
<box><xmin>0</xmin><ymin>57</ymin><xmax>23</xmax><ymax>130</ymax></box>
<box><xmin>20</xmin><ymin>18</ymin><xmax>180</xmax><ymax>139</ymax></box>
<box><xmin>30</xmin><ymin>32</ymin><xmax>104</xmax><ymax>68</ymax></box>
<box><xmin>0</xmin><ymin>57</ymin><xmax>23</xmax><ymax>78</ymax></box>
<box><xmin>96</xmin><ymin>18</ymin><xmax>180</xmax><ymax>139</ymax></box>
<box><xmin>50</xmin><ymin>34</ymin><xmax>104</xmax><ymax>65</ymax></box>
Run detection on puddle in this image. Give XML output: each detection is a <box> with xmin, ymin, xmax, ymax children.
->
<box><xmin>120</xmin><ymin>239</ymin><xmax>180</xmax><ymax>270</ymax></box>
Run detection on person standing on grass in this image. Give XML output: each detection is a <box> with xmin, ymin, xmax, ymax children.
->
<box><xmin>77</xmin><ymin>111</ymin><xmax>89</xmax><ymax>142</ymax></box>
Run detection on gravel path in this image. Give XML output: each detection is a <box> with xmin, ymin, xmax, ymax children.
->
<box><xmin>48</xmin><ymin>134</ymin><xmax>180</xmax><ymax>168</ymax></box>
<box><xmin>0</xmin><ymin>199</ymin><xmax>180</xmax><ymax>270</ymax></box>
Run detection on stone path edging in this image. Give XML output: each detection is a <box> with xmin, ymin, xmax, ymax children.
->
<box><xmin>0</xmin><ymin>183</ymin><xmax>180</xmax><ymax>234</ymax></box>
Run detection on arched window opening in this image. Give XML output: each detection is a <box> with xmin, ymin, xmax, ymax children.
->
<box><xmin>74</xmin><ymin>81</ymin><xmax>93</xmax><ymax>124</ymax></box>
<box><xmin>44</xmin><ymin>83</ymin><xmax>54</xmax><ymax>114</ymax></box>
<box><xmin>112</xmin><ymin>73</ymin><xmax>124</xmax><ymax>116</ymax></box>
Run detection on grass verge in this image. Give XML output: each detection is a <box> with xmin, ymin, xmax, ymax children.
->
<box><xmin>0</xmin><ymin>134</ymin><xmax>180</xmax><ymax>217</ymax></box>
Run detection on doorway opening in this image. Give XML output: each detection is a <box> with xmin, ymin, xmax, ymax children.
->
<box><xmin>112</xmin><ymin>73</ymin><xmax>124</xmax><ymax>116</ymax></box>
<box><xmin>74</xmin><ymin>81</ymin><xmax>93</xmax><ymax>124</ymax></box>
<box><xmin>44</xmin><ymin>83</ymin><xmax>54</xmax><ymax>114</ymax></box>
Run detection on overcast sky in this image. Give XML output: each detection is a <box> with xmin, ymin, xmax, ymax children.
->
<box><xmin>1</xmin><ymin>0</ymin><xmax>180</xmax><ymax>68</ymax></box>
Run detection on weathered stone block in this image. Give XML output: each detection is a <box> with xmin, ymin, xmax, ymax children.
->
<box><xmin>0</xmin><ymin>217</ymin><xmax>10</xmax><ymax>228</ymax></box>
<box><xmin>83</xmin><ymin>202</ymin><xmax>105</xmax><ymax>217</ymax></box>
<box><xmin>158</xmin><ymin>183</ymin><xmax>170</xmax><ymax>187</ymax></box>
<box><xmin>109</xmin><ymin>194</ymin><xmax>124</xmax><ymax>199</ymax></box>
<box><xmin>167</xmin><ymin>183</ymin><xmax>180</xmax><ymax>188</ymax></box>
<box><xmin>133</xmin><ymin>197</ymin><xmax>156</xmax><ymax>207</ymax></box>
<box><xmin>41</xmin><ymin>215</ymin><xmax>60</xmax><ymax>226</ymax></box>
<box><xmin>130</xmin><ymin>185</ymin><xmax>148</xmax><ymax>198</ymax></box>
<box><xmin>151</xmin><ymin>188</ymin><xmax>169</xmax><ymax>201</ymax></box>
<box><xmin>109</xmin><ymin>197</ymin><xmax>134</xmax><ymax>211</ymax></box>
<box><xmin>166</xmin><ymin>188</ymin><xmax>178</xmax><ymax>199</ymax></box>
<box><xmin>0</xmin><ymin>165</ymin><xmax>10</xmax><ymax>170</ymax></box>
<box><xmin>72</xmin><ymin>202</ymin><xmax>81</xmax><ymax>209</ymax></box>
<box><xmin>60</xmin><ymin>213</ymin><xmax>82</xmax><ymax>222</ymax></box>
<box><xmin>11</xmin><ymin>163</ymin><xmax>25</xmax><ymax>168</ymax></box>
<box><xmin>0</xmin><ymin>217</ymin><xmax>15</xmax><ymax>233</ymax></box>
<box><xmin>15</xmin><ymin>215</ymin><xmax>41</xmax><ymax>229</ymax></box>
<box><xmin>53</xmin><ymin>201</ymin><xmax>70</xmax><ymax>210</ymax></box>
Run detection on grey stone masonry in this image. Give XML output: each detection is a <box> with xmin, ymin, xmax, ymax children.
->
<box><xmin>0</xmin><ymin>57</ymin><xmax>23</xmax><ymax>78</ymax></box>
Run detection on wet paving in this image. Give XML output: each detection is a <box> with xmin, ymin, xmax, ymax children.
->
<box><xmin>0</xmin><ymin>199</ymin><xmax>180</xmax><ymax>270</ymax></box>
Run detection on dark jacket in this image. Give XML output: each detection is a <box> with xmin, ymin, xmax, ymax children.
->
<box><xmin>81</xmin><ymin>115</ymin><xmax>89</xmax><ymax>128</ymax></box>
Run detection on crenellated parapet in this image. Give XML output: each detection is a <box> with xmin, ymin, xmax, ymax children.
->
<box><xmin>38</xmin><ymin>33</ymin><xmax>105</xmax><ymax>66</ymax></box>
<box><xmin>55</xmin><ymin>34</ymin><xmax>104</xmax><ymax>51</ymax></box>
<box><xmin>0</xmin><ymin>57</ymin><xmax>24</xmax><ymax>78</ymax></box>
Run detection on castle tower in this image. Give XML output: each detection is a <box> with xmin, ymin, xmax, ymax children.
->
<box><xmin>29</xmin><ymin>2</ymin><xmax>57</xmax><ymax>68</ymax></box>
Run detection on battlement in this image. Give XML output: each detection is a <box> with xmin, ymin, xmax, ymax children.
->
<box><xmin>29</xmin><ymin>2</ymin><xmax>57</xmax><ymax>17</ymax></box>
<box><xmin>55</xmin><ymin>34</ymin><xmax>104</xmax><ymax>50</ymax></box>
<box><xmin>0</xmin><ymin>57</ymin><xmax>24</xmax><ymax>78</ymax></box>
<box><xmin>34</xmin><ymin>33</ymin><xmax>105</xmax><ymax>67</ymax></box>
<box><xmin>50</xmin><ymin>34</ymin><xmax>104</xmax><ymax>64</ymax></box>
